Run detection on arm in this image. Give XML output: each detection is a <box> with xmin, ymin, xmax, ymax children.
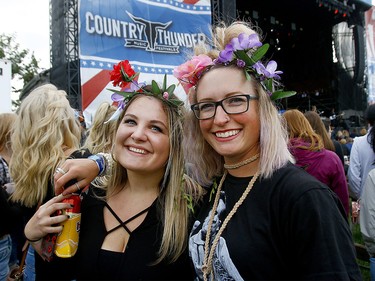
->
<box><xmin>348</xmin><ymin>139</ymin><xmax>361</xmax><ymax>199</ymax></box>
<box><xmin>360</xmin><ymin>170</ymin><xmax>375</xmax><ymax>256</ymax></box>
<box><xmin>24</xmin><ymin>194</ymin><xmax>72</xmax><ymax>257</ymax></box>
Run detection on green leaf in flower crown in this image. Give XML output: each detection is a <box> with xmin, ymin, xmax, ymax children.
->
<box><xmin>235</xmin><ymin>50</ymin><xmax>254</xmax><ymax>66</ymax></box>
<box><xmin>244</xmin><ymin>70</ymin><xmax>251</xmax><ymax>81</ymax></box>
<box><xmin>108</xmin><ymin>89</ymin><xmax>135</xmax><ymax>99</ymax></box>
<box><xmin>248</xmin><ymin>44</ymin><xmax>269</xmax><ymax>65</ymax></box>
<box><xmin>151</xmin><ymin>80</ymin><xmax>161</xmax><ymax>95</ymax></box>
<box><xmin>162</xmin><ymin>74</ymin><xmax>167</xmax><ymax>91</ymax></box>
<box><xmin>264</xmin><ymin>78</ymin><xmax>273</xmax><ymax>92</ymax></box>
<box><xmin>166</xmin><ymin>84</ymin><xmax>176</xmax><ymax>94</ymax></box>
<box><xmin>270</xmin><ymin>90</ymin><xmax>297</xmax><ymax>101</ymax></box>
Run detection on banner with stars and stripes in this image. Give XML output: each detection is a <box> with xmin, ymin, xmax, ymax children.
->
<box><xmin>78</xmin><ymin>0</ymin><xmax>212</xmax><ymax>126</ymax></box>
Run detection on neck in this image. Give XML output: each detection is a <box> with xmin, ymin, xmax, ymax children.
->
<box><xmin>227</xmin><ymin>160</ymin><xmax>260</xmax><ymax>178</ymax></box>
<box><xmin>125</xmin><ymin>170</ymin><xmax>162</xmax><ymax>195</ymax></box>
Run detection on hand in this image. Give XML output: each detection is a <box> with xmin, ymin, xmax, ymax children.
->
<box><xmin>24</xmin><ymin>194</ymin><xmax>72</xmax><ymax>242</ymax></box>
<box><xmin>54</xmin><ymin>158</ymin><xmax>99</xmax><ymax>195</ymax></box>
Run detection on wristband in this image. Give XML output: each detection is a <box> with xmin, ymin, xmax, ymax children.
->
<box><xmin>97</xmin><ymin>153</ymin><xmax>113</xmax><ymax>176</ymax></box>
<box><xmin>88</xmin><ymin>154</ymin><xmax>106</xmax><ymax>176</ymax></box>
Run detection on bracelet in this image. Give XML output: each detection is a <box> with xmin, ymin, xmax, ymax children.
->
<box><xmin>88</xmin><ymin>154</ymin><xmax>106</xmax><ymax>176</ymax></box>
<box><xmin>25</xmin><ymin>235</ymin><xmax>42</xmax><ymax>243</ymax></box>
<box><xmin>97</xmin><ymin>153</ymin><xmax>113</xmax><ymax>176</ymax></box>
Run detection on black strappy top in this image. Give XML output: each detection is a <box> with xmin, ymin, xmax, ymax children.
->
<box><xmin>75</xmin><ymin>187</ymin><xmax>194</xmax><ymax>280</ymax></box>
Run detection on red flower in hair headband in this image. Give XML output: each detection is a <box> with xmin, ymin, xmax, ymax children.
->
<box><xmin>105</xmin><ymin>60</ymin><xmax>184</xmax><ymax>123</ymax></box>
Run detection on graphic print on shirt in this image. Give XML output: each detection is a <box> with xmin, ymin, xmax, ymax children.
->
<box><xmin>189</xmin><ymin>191</ymin><xmax>243</xmax><ymax>281</ymax></box>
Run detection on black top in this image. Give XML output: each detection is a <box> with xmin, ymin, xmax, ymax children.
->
<box><xmin>75</xmin><ymin>187</ymin><xmax>194</xmax><ymax>280</ymax></box>
<box><xmin>190</xmin><ymin>163</ymin><xmax>361</xmax><ymax>280</ymax></box>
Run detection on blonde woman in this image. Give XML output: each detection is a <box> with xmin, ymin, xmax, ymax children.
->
<box><xmin>82</xmin><ymin>102</ymin><xmax>117</xmax><ymax>154</ymax></box>
<box><xmin>24</xmin><ymin>68</ymin><xmax>201</xmax><ymax>280</ymax></box>
<box><xmin>10</xmin><ymin>84</ymin><xmax>89</xmax><ymax>280</ymax></box>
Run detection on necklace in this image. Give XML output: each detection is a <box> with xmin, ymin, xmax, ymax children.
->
<box><xmin>224</xmin><ymin>153</ymin><xmax>260</xmax><ymax>169</ymax></box>
<box><xmin>201</xmin><ymin>169</ymin><xmax>260</xmax><ymax>281</ymax></box>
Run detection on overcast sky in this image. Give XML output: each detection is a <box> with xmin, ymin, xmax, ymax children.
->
<box><xmin>0</xmin><ymin>0</ymin><xmax>374</xmax><ymax>74</ymax></box>
<box><xmin>0</xmin><ymin>0</ymin><xmax>50</xmax><ymax>69</ymax></box>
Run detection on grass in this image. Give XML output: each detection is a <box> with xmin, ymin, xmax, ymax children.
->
<box><xmin>350</xmin><ymin>202</ymin><xmax>371</xmax><ymax>281</ymax></box>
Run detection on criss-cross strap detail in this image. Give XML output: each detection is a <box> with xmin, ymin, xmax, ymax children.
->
<box><xmin>105</xmin><ymin>202</ymin><xmax>152</xmax><ymax>235</ymax></box>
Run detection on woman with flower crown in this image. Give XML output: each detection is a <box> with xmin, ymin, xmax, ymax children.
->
<box><xmin>174</xmin><ymin>21</ymin><xmax>360</xmax><ymax>280</ymax></box>
<box><xmin>24</xmin><ymin>62</ymin><xmax>200</xmax><ymax>280</ymax></box>
<box><xmin>54</xmin><ymin>22</ymin><xmax>361</xmax><ymax>280</ymax></box>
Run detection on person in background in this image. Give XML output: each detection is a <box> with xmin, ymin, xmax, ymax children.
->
<box><xmin>24</xmin><ymin>62</ymin><xmax>201</xmax><ymax>280</ymax></box>
<box><xmin>322</xmin><ymin>118</ymin><xmax>349</xmax><ymax>166</ymax></box>
<box><xmin>81</xmin><ymin>102</ymin><xmax>117</xmax><ymax>155</ymax></box>
<box><xmin>52</xmin><ymin>22</ymin><xmax>361</xmax><ymax>280</ymax></box>
<box><xmin>348</xmin><ymin>104</ymin><xmax>375</xmax><ymax>199</ymax></box>
<box><xmin>360</xmin><ymin>167</ymin><xmax>375</xmax><ymax>281</ymax></box>
<box><xmin>9</xmin><ymin>84</ymin><xmax>88</xmax><ymax>281</ymax></box>
<box><xmin>304</xmin><ymin>111</ymin><xmax>345</xmax><ymax>166</ymax></box>
<box><xmin>0</xmin><ymin>112</ymin><xmax>21</xmax><ymax>281</ymax></box>
<box><xmin>284</xmin><ymin>109</ymin><xmax>349</xmax><ymax>216</ymax></box>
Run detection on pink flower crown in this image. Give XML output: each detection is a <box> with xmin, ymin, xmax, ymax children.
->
<box><xmin>173</xmin><ymin>33</ymin><xmax>296</xmax><ymax>101</ymax></box>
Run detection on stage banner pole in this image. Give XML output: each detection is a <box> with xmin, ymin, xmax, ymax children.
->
<box><xmin>78</xmin><ymin>0</ymin><xmax>212</xmax><ymax>126</ymax></box>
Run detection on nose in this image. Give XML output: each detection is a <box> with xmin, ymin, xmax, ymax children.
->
<box><xmin>131</xmin><ymin>126</ymin><xmax>147</xmax><ymax>142</ymax></box>
<box><xmin>213</xmin><ymin>105</ymin><xmax>230</xmax><ymax>125</ymax></box>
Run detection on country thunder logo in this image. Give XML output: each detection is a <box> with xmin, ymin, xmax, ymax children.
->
<box><xmin>84</xmin><ymin>11</ymin><xmax>207</xmax><ymax>54</ymax></box>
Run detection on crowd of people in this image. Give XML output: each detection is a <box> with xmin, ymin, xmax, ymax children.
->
<box><xmin>2</xmin><ymin>19</ymin><xmax>373</xmax><ymax>281</ymax></box>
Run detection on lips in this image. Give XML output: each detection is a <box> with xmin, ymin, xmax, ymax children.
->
<box><xmin>215</xmin><ymin>129</ymin><xmax>240</xmax><ymax>138</ymax></box>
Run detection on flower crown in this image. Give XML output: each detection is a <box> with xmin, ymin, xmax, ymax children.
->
<box><xmin>173</xmin><ymin>33</ymin><xmax>296</xmax><ymax>101</ymax></box>
<box><xmin>106</xmin><ymin>60</ymin><xmax>183</xmax><ymax>122</ymax></box>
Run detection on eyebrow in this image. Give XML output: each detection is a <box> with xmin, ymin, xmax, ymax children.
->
<box><xmin>197</xmin><ymin>91</ymin><xmax>248</xmax><ymax>102</ymax></box>
<box><xmin>124</xmin><ymin>113</ymin><xmax>168</xmax><ymax>130</ymax></box>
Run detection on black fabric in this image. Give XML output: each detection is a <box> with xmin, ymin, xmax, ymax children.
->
<box><xmin>0</xmin><ymin>187</ymin><xmax>22</xmax><ymax>236</ymax></box>
<box><xmin>18</xmin><ymin>149</ymin><xmax>92</xmax><ymax>281</ymax></box>
<box><xmin>190</xmin><ymin>163</ymin><xmax>362</xmax><ymax>280</ymax></box>
<box><xmin>75</xmin><ymin>187</ymin><xmax>194</xmax><ymax>280</ymax></box>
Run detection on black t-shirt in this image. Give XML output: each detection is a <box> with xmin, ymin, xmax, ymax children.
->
<box><xmin>190</xmin><ymin>163</ymin><xmax>361</xmax><ymax>280</ymax></box>
<box><xmin>75</xmin><ymin>187</ymin><xmax>194</xmax><ymax>280</ymax></box>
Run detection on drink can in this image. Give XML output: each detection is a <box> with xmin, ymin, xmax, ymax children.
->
<box><xmin>54</xmin><ymin>194</ymin><xmax>81</xmax><ymax>258</ymax></box>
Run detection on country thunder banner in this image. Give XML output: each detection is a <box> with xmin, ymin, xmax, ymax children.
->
<box><xmin>78</xmin><ymin>0</ymin><xmax>212</xmax><ymax>126</ymax></box>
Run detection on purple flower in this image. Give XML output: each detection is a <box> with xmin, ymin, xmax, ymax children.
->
<box><xmin>236</xmin><ymin>59</ymin><xmax>246</xmax><ymax>68</ymax></box>
<box><xmin>253</xmin><ymin>61</ymin><xmax>283</xmax><ymax>80</ymax></box>
<box><xmin>111</xmin><ymin>93</ymin><xmax>126</xmax><ymax>109</ymax></box>
<box><xmin>262</xmin><ymin>61</ymin><xmax>283</xmax><ymax>79</ymax></box>
<box><xmin>230</xmin><ymin>33</ymin><xmax>262</xmax><ymax>50</ymax></box>
<box><xmin>217</xmin><ymin>44</ymin><xmax>234</xmax><ymax>63</ymax></box>
<box><xmin>163</xmin><ymin>92</ymin><xmax>169</xmax><ymax>100</ymax></box>
<box><xmin>130</xmin><ymin>80</ymin><xmax>145</xmax><ymax>92</ymax></box>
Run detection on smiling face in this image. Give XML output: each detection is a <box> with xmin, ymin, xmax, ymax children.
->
<box><xmin>114</xmin><ymin>96</ymin><xmax>170</xmax><ymax>176</ymax></box>
<box><xmin>196</xmin><ymin>66</ymin><xmax>260</xmax><ymax>164</ymax></box>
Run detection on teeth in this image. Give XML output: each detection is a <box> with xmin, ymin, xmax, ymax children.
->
<box><xmin>215</xmin><ymin>130</ymin><xmax>239</xmax><ymax>138</ymax></box>
<box><xmin>129</xmin><ymin>147</ymin><xmax>146</xmax><ymax>154</ymax></box>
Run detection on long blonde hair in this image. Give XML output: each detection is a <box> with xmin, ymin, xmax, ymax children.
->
<box><xmin>82</xmin><ymin>102</ymin><xmax>117</xmax><ymax>154</ymax></box>
<box><xmin>0</xmin><ymin>113</ymin><xmax>17</xmax><ymax>152</ymax></box>
<box><xmin>10</xmin><ymin>84</ymin><xmax>81</xmax><ymax>207</ymax></box>
<box><xmin>99</xmin><ymin>93</ymin><xmax>201</xmax><ymax>263</ymax></box>
<box><xmin>183</xmin><ymin>21</ymin><xmax>293</xmax><ymax>186</ymax></box>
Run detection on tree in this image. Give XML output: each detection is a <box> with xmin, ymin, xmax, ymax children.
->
<box><xmin>0</xmin><ymin>33</ymin><xmax>42</xmax><ymax>109</ymax></box>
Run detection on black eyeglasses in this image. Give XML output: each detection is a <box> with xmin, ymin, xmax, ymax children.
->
<box><xmin>190</xmin><ymin>94</ymin><xmax>258</xmax><ymax>120</ymax></box>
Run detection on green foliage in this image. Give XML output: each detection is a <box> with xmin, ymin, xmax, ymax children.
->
<box><xmin>0</xmin><ymin>33</ymin><xmax>42</xmax><ymax>108</ymax></box>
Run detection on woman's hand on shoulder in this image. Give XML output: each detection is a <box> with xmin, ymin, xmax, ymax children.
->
<box><xmin>54</xmin><ymin>158</ymin><xmax>99</xmax><ymax>195</ymax></box>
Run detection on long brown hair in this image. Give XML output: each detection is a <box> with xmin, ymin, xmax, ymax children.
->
<box><xmin>304</xmin><ymin>111</ymin><xmax>335</xmax><ymax>151</ymax></box>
